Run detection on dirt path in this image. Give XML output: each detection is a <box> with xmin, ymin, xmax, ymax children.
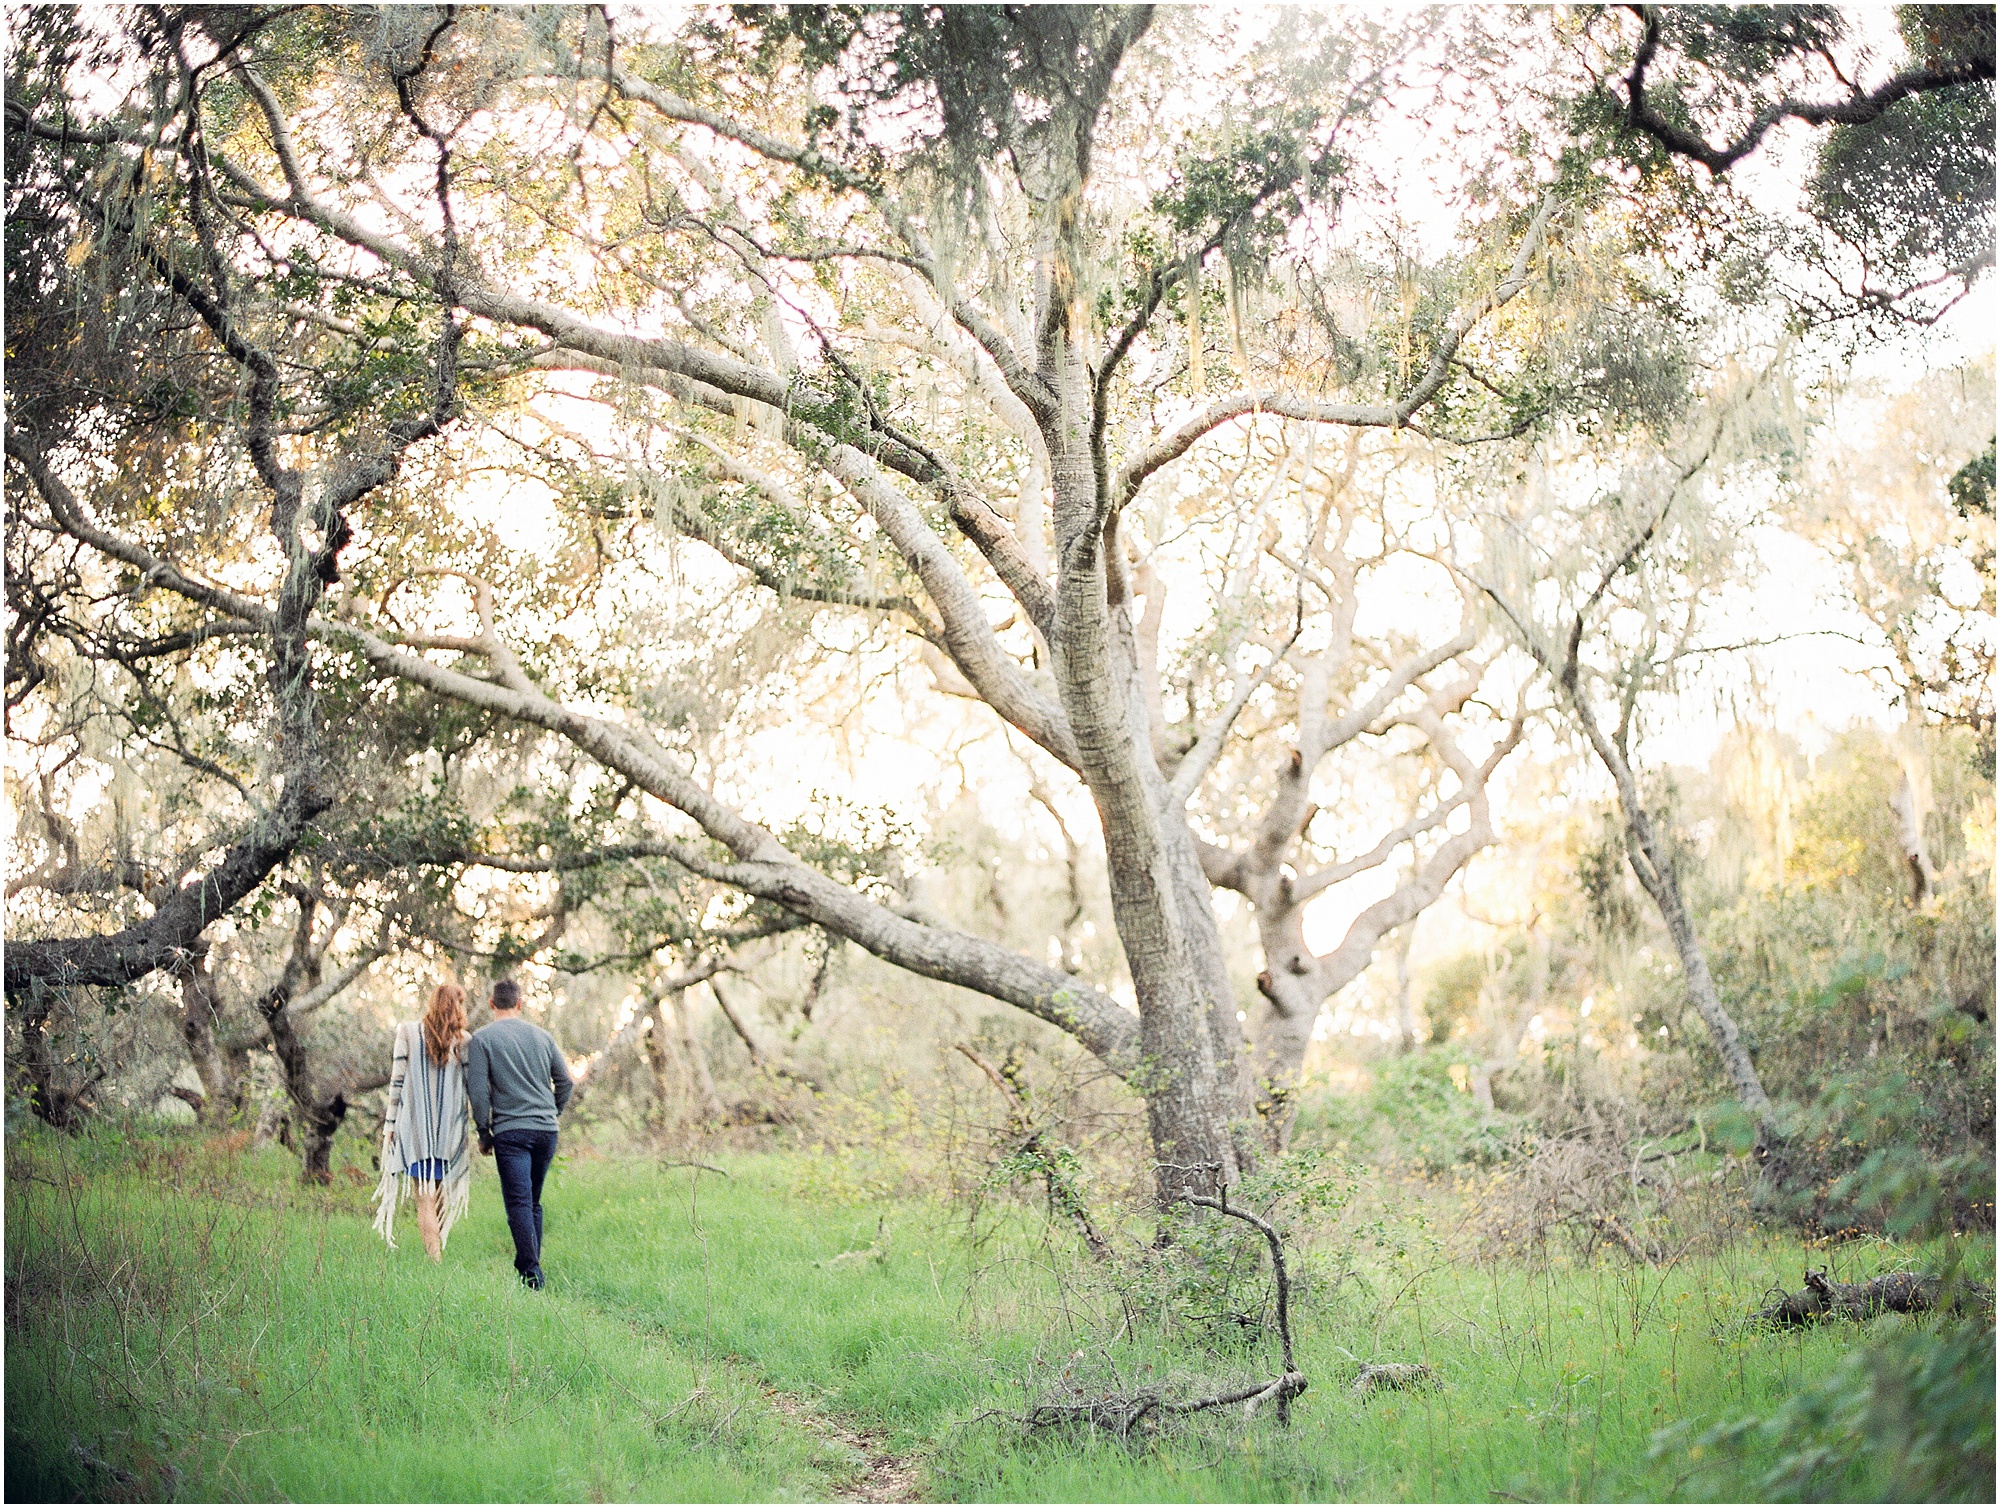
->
<box><xmin>765</xmin><ymin>1388</ymin><xmax>923</xmax><ymax>1503</ymax></box>
<box><xmin>581</xmin><ymin>1302</ymin><xmax>925</xmax><ymax>1501</ymax></box>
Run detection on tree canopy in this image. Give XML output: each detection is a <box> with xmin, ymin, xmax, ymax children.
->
<box><xmin>5</xmin><ymin>3</ymin><xmax>1993</xmax><ymax>1199</ymax></box>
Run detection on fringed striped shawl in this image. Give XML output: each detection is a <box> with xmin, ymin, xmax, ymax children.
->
<box><xmin>371</xmin><ymin>1020</ymin><xmax>472</xmax><ymax>1251</ymax></box>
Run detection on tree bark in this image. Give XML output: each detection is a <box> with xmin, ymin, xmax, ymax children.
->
<box><xmin>261</xmin><ymin>980</ymin><xmax>326</xmax><ymax>1180</ymax></box>
<box><xmin>1391</xmin><ymin>925</ymin><xmax>1419</xmax><ymax>1054</ymax></box>
<box><xmin>289</xmin><ymin>1068</ymin><xmax>387</xmax><ymax>1182</ymax></box>
<box><xmin>1248</xmin><ymin>900</ymin><xmax>1325</xmax><ymax>1127</ymax></box>
<box><xmin>1890</xmin><ymin>709</ymin><xmax>1937</xmax><ymax>904</ymax></box>
<box><xmin>253</xmin><ymin>1096</ymin><xmax>290</xmax><ymax>1148</ymax></box>
<box><xmin>1554</xmin><ymin>680</ymin><xmax>1777</xmax><ymax>1147</ymax></box>
<box><xmin>170</xmin><ymin>947</ymin><xmax>237</xmax><ymax>1125</ymax></box>
<box><xmin>673</xmin><ymin>990</ymin><xmax>727</xmax><ymax>1123</ymax></box>
<box><xmin>11</xmin><ymin>41</ymin><xmax>1558</xmax><ymax>1208</ymax></box>
<box><xmin>1047</xmin><ymin>438</ymin><xmax>1241</xmax><ymax>1199</ymax></box>
<box><xmin>298</xmin><ymin>1091</ymin><xmax>348</xmax><ymax>1185</ymax></box>
<box><xmin>643</xmin><ymin>1011</ymin><xmax>677</xmax><ymax>1124</ymax></box>
<box><xmin>13</xmin><ymin>988</ymin><xmax>103</xmax><ymax>1131</ymax></box>
<box><xmin>245</xmin><ymin>889</ymin><xmax>394</xmax><ymax>1181</ymax></box>
<box><xmin>1162</xmin><ymin>803</ymin><xmax>1262</xmax><ymax>1161</ymax></box>
<box><xmin>225</xmin><ymin>1043</ymin><xmax>256</xmax><ymax>1121</ymax></box>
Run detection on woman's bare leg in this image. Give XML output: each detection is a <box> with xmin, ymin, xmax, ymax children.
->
<box><xmin>414</xmin><ymin>1183</ymin><xmax>443</xmax><ymax>1262</ymax></box>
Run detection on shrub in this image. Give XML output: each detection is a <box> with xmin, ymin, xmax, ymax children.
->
<box><xmin>1649</xmin><ymin>1316</ymin><xmax>1996</xmax><ymax>1502</ymax></box>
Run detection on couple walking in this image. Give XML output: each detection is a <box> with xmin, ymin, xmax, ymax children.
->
<box><xmin>370</xmin><ymin>979</ymin><xmax>574</xmax><ymax>1288</ymax></box>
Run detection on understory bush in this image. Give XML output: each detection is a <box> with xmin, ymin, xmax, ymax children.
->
<box><xmin>1295</xmin><ymin>1049</ymin><xmax>1531</xmax><ymax>1174</ymax></box>
<box><xmin>1767</xmin><ymin>1068</ymin><xmax>1998</xmax><ymax>1237</ymax></box>
<box><xmin>1649</xmin><ymin>1315</ymin><xmax>1996</xmax><ymax>1502</ymax></box>
<box><xmin>1108</xmin><ymin>1149</ymin><xmax>1364</xmax><ymax>1347</ymax></box>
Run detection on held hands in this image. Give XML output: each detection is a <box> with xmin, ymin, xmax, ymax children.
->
<box><xmin>478</xmin><ymin>1129</ymin><xmax>495</xmax><ymax>1156</ymax></box>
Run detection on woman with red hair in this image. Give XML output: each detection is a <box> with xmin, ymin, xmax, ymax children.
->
<box><xmin>371</xmin><ymin>981</ymin><xmax>473</xmax><ymax>1260</ymax></box>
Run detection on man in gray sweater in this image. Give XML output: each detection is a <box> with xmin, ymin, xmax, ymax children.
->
<box><xmin>466</xmin><ymin>979</ymin><xmax>574</xmax><ymax>1288</ymax></box>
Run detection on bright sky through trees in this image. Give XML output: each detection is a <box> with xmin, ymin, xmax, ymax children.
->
<box><xmin>5</xmin><ymin>16</ymin><xmax>1991</xmax><ymax>1495</ymax></box>
<box><xmin>6</xmin><ymin>2</ymin><xmax>1991</xmax><ymax>1174</ymax></box>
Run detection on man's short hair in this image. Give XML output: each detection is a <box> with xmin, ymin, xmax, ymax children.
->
<box><xmin>491</xmin><ymin>979</ymin><xmax>522</xmax><ymax>1011</ymax></box>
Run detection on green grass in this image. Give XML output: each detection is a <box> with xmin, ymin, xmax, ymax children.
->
<box><xmin>5</xmin><ymin>1133</ymin><xmax>835</xmax><ymax>1501</ymax></box>
<box><xmin>5</xmin><ymin>1124</ymin><xmax>1991</xmax><ymax>1501</ymax></box>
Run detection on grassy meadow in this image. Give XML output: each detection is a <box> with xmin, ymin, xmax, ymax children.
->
<box><xmin>6</xmin><ymin>1120</ymin><xmax>1991</xmax><ymax>1502</ymax></box>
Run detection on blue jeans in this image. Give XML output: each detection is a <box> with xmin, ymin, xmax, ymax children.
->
<box><xmin>491</xmin><ymin>1128</ymin><xmax>557</xmax><ymax>1285</ymax></box>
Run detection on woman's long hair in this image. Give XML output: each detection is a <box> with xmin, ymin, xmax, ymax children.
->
<box><xmin>421</xmin><ymin>982</ymin><xmax>468</xmax><ymax>1067</ymax></box>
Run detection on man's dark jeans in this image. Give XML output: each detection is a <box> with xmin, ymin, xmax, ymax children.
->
<box><xmin>491</xmin><ymin>1128</ymin><xmax>558</xmax><ymax>1286</ymax></box>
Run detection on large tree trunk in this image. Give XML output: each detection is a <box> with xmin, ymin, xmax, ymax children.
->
<box><xmin>226</xmin><ymin>1043</ymin><xmax>256</xmax><ymax>1121</ymax></box>
<box><xmin>182</xmin><ymin>1021</ymin><xmax>232</xmax><ymax>1123</ymax></box>
<box><xmin>1046</xmin><ymin>382</ymin><xmax>1242</xmax><ymax>1198</ymax></box>
<box><xmin>299</xmin><ymin>1093</ymin><xmax>348</xmax><ymax>1185</ymax></box>
<box><xmin>673</xmin><ymin>989</ymin><xmax>727</xmax><ymax>1123</ymax></box>
<box><xmin>1161</xmin><ymin>805</ymin><xmax>1262</xmax><ymax>1161</ymax></box>
<box><xmin>1890</xmin><ymin>710</ymin><xmax>1937</xmax><ymax>904</ymax></box>
<box><xmin>643</xmin><ymin>1011</ymin><xmax>678</xmax><ymax>1124</ymax></box>
<box><xmin>1247</xmin><ymin>900</ymin><xmax>1324</xmax><ymax>1138</ymax></box>
<box><xmin>1391</xmin><ymin>925</ymin><xmax>1419</xmax><ymax>1054</ymax></box>
<box><xmin>13</xmin><ymin>988</ymin><xmax>102</xmax><ymax>1131</ymax></box>
<box><xmin>291</xmin><ymin>1073</ymin><xmax>386</xmax><ymax>1182</ymax></box>
<box><xmin>253</xmin><ymin>1096</ymin><xmax>290</xmax><ymax>1148</ymax></box>
<box><xmin>1574</xmin><ymin>702</ymin><xmax>1776</xmax><ymax>1154</ymax></box>
<box><xmin>260</xmin><ymin>964</ymin><xmax>342</xmax><ymax>1183</ymax></box>
<box><xmin>171</xmin><ymin>948</ymin><xmax>237</xmax><ymax>1126</ymax></box>
<box><xmin>1625</xmin><ymin>808</ymin><xmax>1771</xmax><ymax>1127</ymax></box>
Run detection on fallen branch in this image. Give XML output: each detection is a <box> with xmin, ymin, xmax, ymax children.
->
<box><xmin>1182</xmin><ymin>1180</ymin><xmax>1308</xmax><ymax>1426</ymax></box>
<box><xmin>1184</xmin><ymin>1192</ymin><xmax>1298</xmax><ymax>1363</ymax></box>
<box><xmin>1748</xmin><ymin>1269</ymin><xmax>1994</xmax><ymax>1328</ymax></box>
<box><xmin>1020</xmin><ymin>1392</ymin><xmax>1161</xmax><ymax>1439</ymax></box>
<box><xmin>1216</xmin><ymin>1370</ymin><xmax>1311</xmax><ymax>1419</ymax></box>
<box><xmin>70</xmin><ymin>1439</ymin><xmax>137</xmax><ymax>1492</ymax></box>
<box><xmin>1584</xmin><ymin>1211</ymin><xmax>1664</xmax><ymax>1265</ymax></box>
<box><xmin>1017</xmin><ymin>1370</ymin><xmax>1312</xmax><ymax>1439</ymax></box>
<box><xmin>1350</xmin><ymin>1361</ymin><xmax>1437</xmax><ymax>1398</ymax></box>
<box><xmin>1010</xmin><ymin>1171</ymin><xmax>1310</xmax><ymax>1440</ymax></box>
